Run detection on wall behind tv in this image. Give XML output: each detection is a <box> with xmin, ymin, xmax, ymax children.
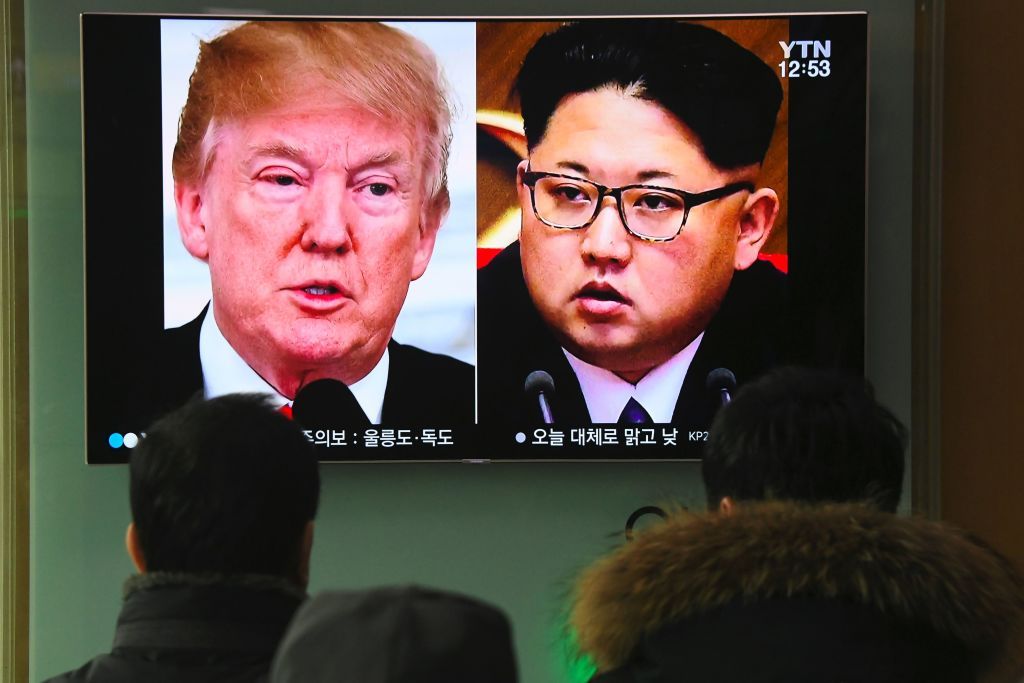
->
<box><xmin>27</xmin><ymin>1</ymin><xmax>915</xmax><ymax>681</ymax></box>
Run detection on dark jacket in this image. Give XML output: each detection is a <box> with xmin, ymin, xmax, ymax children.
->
<box><xmin>270</xmin><ymin>585</ymin><xmax>518</xmax><ymax>683</ymax></box>
<box><xmin>158</xmin><ymin>307</ymin><xmax>475</xmax><ymax>426</ymax></box>
<box><xmin>44</xmin><ymin>572</ymin><xmax>306</xmax><ymax>683</ymax></box>
<box><xmin>571</xmin><ymin>503</ymin><xmax>1024</xmax><ymax>683</ymax></box>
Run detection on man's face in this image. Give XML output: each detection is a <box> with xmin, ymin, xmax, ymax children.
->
<box><xmin>518</xmin><ymin>88</ymin><xmax>766</xmax><ymax>382</ymax></box>
<box><xmin>176</xmin><ymin>91</ymin><xmax>442</xmax><ymax>394</ymax></box>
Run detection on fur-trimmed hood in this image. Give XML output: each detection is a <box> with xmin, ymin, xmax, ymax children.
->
<box><xmin>572</xmin><ymin>503</ymin><xmax>1024</xmax><ymax>678</ymax></box>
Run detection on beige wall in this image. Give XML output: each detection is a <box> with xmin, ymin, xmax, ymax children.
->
<box><xmin>941</xmin><ymin>0</ymin><xmax>1024</xmax><ymax>567</ymax></box>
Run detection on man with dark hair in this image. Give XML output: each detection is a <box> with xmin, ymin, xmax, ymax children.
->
<box><xmin>568</xmin><ymin>368</ymin><xmax>1024</xmax><ymax>683</ymax></box>
<box><xmin>45</xmin><ymin>394</ymin><xmax>321</xmax><ymax>682</ymax></box>
<box><xmin>478</xmin><ymin>20</ymin><xmax>788</xmax><ymax>430</ymax></box>
<box><xmin>702</xmin><ymin>366</ymin><xmax>907</xmax><ymax>512</ymax></box>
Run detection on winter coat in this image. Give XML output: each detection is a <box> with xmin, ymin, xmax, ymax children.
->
<box><xmin>571</xmin><ymin>503</ymin><xmax>1024</xmax><ymax>683</ymax></box>
<box><xmin>43</xmin><ymin>572</ymin><xmax>306</xmax><ymax>683</ymax></box>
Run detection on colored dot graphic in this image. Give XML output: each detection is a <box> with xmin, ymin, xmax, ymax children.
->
<box><xmin>109</xmin><ymin>432</ymin><xmax>140</xmax><ymax>449</ymax></box>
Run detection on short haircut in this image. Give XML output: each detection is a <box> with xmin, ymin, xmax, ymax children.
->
<box><xmin>130</xmin><ymin>393</ymin><xmax>320</xmax><ymax>579</ymax></box>
<box><xmin>172</xmin><ymin>21</ymin><xmax>453</xmax><ymax>205</ymax></box>
<box><xmin>702</xmin><ymin>367</ymin><xmax>907</xmax><ymax>512</ymax></box>
<box><xmin>515</xmin><ymin>20</ymin><xmax>783</xmax><ymax>170</ymax></box>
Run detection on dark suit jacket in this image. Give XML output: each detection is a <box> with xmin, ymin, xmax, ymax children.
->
<box><xmin>477</xmin><ymin>242</ymin><xmax>790</xmax><ymax>429</ymax></box>
<box><xmin>150</xmin><ymin>307</ymin><xmax>474</xmax><ymax>426</ymax></box>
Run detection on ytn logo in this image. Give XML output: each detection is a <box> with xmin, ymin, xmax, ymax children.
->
<box><xmin>779</xmin><ymin>40</ymin><xmax>832</xmax><ymax>59</ymax></box>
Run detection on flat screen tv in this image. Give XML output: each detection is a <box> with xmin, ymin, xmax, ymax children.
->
<box><xmin>82</xmin><ymin>12</ymin><xmax>867</xmax><ymax>463</ymax></box>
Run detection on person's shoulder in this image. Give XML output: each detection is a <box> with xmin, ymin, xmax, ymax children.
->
<box><xmin>385</xmin><ymin>342</ymin><xmax>474</xmax><ymax>424</ymax></box>
<box><xmin>40</xmin><ymin>656</ymin><xmax>110</xmax><ymax>683</ymax></box>
<box><xmin>477</xmin><ymin>242</ymin><xmax>527</xmax><ymax>307</ymax></box>
<box><xmin>389</xmin><ymin>341</ymin><xmax>473</xmax><ymax>382</ymax></box>
<box><xmin>732</xmin><ymin>258</ymin><xmax>787</xmax><ymax>297</ymax></box>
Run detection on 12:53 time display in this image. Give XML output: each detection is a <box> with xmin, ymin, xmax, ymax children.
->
<box><xmin>778</xmin><ymin>59</ymin><xmax>831</xmax><ymax>78</ymax></box>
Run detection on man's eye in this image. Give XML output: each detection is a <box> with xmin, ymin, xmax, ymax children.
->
<box><xmin>552</xmin><ymin>184</ymin><xmax>590</xmax><ymax>202</ymax></box>
<box><xmin>368</xmin><ymin>183</ymin><xmax>392</xmax><ymax>197</ymax></box>
<box><xmin>260</xmin><ymin>174</ymin><xmax>300</xmax><ymax>187</ymax></box>
<box><xmin>635</xmin><ymin>193</ymin><xmax>682</xmax><ymax>211</ymax></box>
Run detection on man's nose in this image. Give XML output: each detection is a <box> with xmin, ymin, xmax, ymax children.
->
<box><xmin>299</xmin><ymin>178</ymin><xmax>352</xmax><ymax>253</ymax></box>
<box><xmin>580</xmin><ymin>199</ymin><xmax>632</xmax><ymax>266</ymax></box>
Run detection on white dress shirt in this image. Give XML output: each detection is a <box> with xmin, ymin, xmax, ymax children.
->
<box><xmin>562</xmin><ymin>332</ymin><xmax>704</xmax><ymax>423</ymax></box>
<box><xmin>198</xmin><ymin>306</ymin><xmax>389</xmax><ymax>424</ymax></box>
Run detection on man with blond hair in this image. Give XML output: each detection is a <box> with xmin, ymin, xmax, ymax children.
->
<box><xmin>161</xmin><ymin>21</ymin><xmax>472</xmax><ymax>427</ymax></box>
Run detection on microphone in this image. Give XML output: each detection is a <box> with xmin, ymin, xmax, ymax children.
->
<box><xmin>706</xmin><ymin>368</ymin><xmax>737</xmax><ymax>407</ymax></box>
<box><xmin>292</xmin><ymin>378</ymin><xmax>370</xmax><ymax>431</ymax></box>
<box><xmin>524</xmin><ymin>370</ymin><xmax>556</xmax><ymax>425</ymax></box>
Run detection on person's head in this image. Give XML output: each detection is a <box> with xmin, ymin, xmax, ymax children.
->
<box><xmin>127</xmin><ymin>393</ymin><xmax>321</xmax><ymax>587</ymax></box>
<box><xmin>172</xmin><ymin>21</ymin><xmax>454</xmax><ymax>396</ymax></box>
<box><xmin>702</xmin><ymin>366</ymin><xmax>907</xmax><ymax>513</ymax></box>
<box><xmin>514</xmin><ymin>20</ymin><xmax>782</xmax><ymax>382</ymax></box>
<box><xmin>270</xmin><ymin>586</ymin><xmax>518</xmax><ymax>683</ymax></box>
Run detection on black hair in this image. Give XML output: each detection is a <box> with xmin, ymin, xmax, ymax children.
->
<box><xmin>702</xmin><ymin>367</ymin><xmax>907</xmax><ymax>512</ymax></box>
<box><xmin>129</xmin><ymin>393</ymin><xmax>320</xmax><ymax>579</ymax></box>
<box><xmin>515</xmin><ymin>20</ymin><xmax>783</xmax><ymax>170</ymax></box>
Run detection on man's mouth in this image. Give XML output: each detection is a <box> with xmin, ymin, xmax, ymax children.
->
<box><xmin>576</xmin><ymin>282</ymin><xmax>629</xmax><ymax>304</ymax></box>
<box><xmin>574</xmin><ymin>281</ymin><xmax>630</xmax><ymax>315</ymax></box>
<box><xmin>303</xmin><ymin>285</ymin><xmax>340</xmax><ymax>296</ymax></box>
<box><xmin>288</xmin><ymin>281</ymin><xmax>350</xmax><ymax>310</ymax></box>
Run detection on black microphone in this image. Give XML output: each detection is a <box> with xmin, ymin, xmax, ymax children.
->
<box><xmin>706</xmin><ymin>368</ymin><xmax>737</xmax><ymax>407</ymax></box>
<box><xmin>292</xmin><ymin>378</ymin><xmax>370</xmax><ymax>432</ymax></box>
<box><xmin>524</xmin><ymin>370</ymin><xmax>556</xmax><ymax>425</ymax></box>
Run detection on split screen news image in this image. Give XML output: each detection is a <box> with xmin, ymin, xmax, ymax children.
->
<box><xmin>83</xmin><ymin>14</ymin><xmax>867</xmax><ymax>463</ymax></box>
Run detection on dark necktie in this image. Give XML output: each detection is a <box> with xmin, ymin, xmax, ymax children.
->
<box><xmin>618</xmin><ymin>397</ymin><xmax>653</xmax><ymax>424</ymax></box>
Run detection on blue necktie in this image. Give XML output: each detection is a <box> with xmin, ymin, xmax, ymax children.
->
<box><xmin>618</xmin><ymin>397</ymin><xmax>653</xmax><ymax>424</ymax></box>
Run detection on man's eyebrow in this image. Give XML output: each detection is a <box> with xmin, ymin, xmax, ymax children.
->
<box><xmin>243</xmin><ymin>143</ymin><xmax>309</xmax><ymax>166</ymax></box>
<box><xmin>351</xmin><ymin>150</ymin><xmax>411</xmax><ymax>171</ymax></box>
<box><xmin>553</xmin><ymin>162</ymin><xmax>678</xmax><ymax>184</ymax></box>
<box><xmin>555</xmin><ymin>160</ymin><xmax>590</xmax><ymax>175</ymax></box>
<box><xmin>636</xmin><ymin>169</ymin><xmax>678</xmax><ymax>183</ymax></box>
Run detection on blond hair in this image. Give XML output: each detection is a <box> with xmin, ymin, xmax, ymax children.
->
<box><xmin>172</xmin><ymin>21</ymin><xmax>453</xmax><ymax>205</ymax></box>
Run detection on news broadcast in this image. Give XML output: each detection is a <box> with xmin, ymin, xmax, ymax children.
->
<box><xmin>82</xmin><ymin>13</ymin><xmax>866</xmax><ymax>463</ymax></box>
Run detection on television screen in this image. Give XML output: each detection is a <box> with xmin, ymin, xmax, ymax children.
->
<box><xmin>82</xmin><ymin>13</ymin><xmax>866</xmax><ymax>463</ymax></box>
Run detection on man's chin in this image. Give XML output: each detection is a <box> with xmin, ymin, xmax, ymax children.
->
<box><xmin>271</xmin><ymin>338</ymin><xmax>362</xmax><ymax>367</ymax></box>
<box><xmin>565</xmin><ymin>333</ymin><xmax>674</xmax><ymax>376</ymax></box>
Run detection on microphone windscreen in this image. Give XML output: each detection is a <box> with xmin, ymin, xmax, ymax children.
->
<box><xmin>524</xmin><ymin>370</ymin><xmax>556</xmax><ymax>396</ymax></box>
<box><xmin>292</xmin><ymin>378</ymin><xmax>370</xmax><ymax>430</ymax></box>
<box><xmin>706</xmin><ymin>367</ymin><xmax>738</xmax><ymax>394</ymax></box>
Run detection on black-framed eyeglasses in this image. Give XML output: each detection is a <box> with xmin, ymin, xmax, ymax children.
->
<box><xmin>522</xmin><ymin>170</ymin><xmax>754</xmax><ymax>242</ymax></box>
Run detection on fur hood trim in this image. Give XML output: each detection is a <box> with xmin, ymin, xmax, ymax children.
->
<box><xmin>123</xmin><ymin>571</ymin><xmax>306</xmax><ymax>601</ymax></box>
<box><xmin>571</xmin><ymin>502</ymin><xmax>1024</xmax><ymax>671</ymax></box>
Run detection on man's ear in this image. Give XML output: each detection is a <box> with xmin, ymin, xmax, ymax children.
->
<box><xmin>125</xmin><ymin>522</ymin><xmax>147</xmax><ymax>574</ymax></box>
<box><xmin>410</xmin><ymin>194</ymin><xmax>448</xmax><ymax>281</ymax></box>
<box><xmin>718</xmin><ymin>496</ymin><xmax>737</xmax><ymax>515</ymax></box>
<box><xmin>734</xmin><ymin>187</ymin><xmax>779</xmax><ymax>270</ymax></box>
<box><xmin>174</xmin><ymin>182</ymin><xmax>210</xmax><ymax>261</ymax></box>
<box><xmin>295</xmin><ymin>521</ymin><xmax>315</xmax><ymax>589</ymax></box>
<box><xmin>515</xmin><ymin>159</ymin><xmax>530</xmax><ymax>203</ymax></box>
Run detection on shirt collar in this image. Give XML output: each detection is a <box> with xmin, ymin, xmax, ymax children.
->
<box><xmin>199</xmin><ymin>306</ymin><xmax>389</xmax><ymax>424</ymax></box>
<box><xmin>563</xmin><ymin>332</ymin><xmax>704</xmax><ymax>423</ymax></box>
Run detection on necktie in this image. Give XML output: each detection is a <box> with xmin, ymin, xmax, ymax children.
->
<box><xmin>618</xmin><ymin>397</ymin><xmax>653</xmax><ymax>424</ymax></box>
